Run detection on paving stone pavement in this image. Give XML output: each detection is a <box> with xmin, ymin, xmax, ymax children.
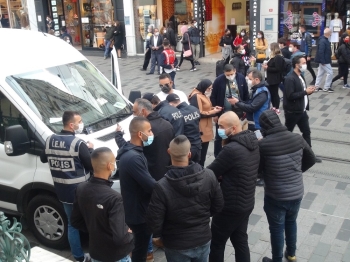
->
<box><xmin>26</xmin><ymin>51</ymin><xmax>350</xmax><ymax>261</ymax></box>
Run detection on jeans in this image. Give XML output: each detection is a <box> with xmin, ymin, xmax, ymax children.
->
<box><xmin>305</xmin><ymin>57</ymin><xmax>316</xmax><ymax>81</ymax></box>
<box><xmin>256</xmin><ymin>63</ymin><xmax>262</xmax><ymax>71</ymax></box>
<box><xmin>264</xmin><ymin>196</ymin><xmax>301</xmax><ymax>262</ymax></box>
<box><xmin>209</xmin><ymin>211</ymin><xmax>252</xmax><ymax>262</ymax></box>
<box><xmin>62</xmin><ymin>203</ymin><xmax>84</xmax><ymax>261</ymax></box>
<box><xmin>165</xmin><ymin>241</ymin><xmax>211</xmax><ymax>262</ymax></box>
<box><xmin>142</xmin><ymin>49</ymin><xmax>151</xmax><ymax>70</ymax></box>
<box><xmin>284</xmin><ymin>111</ymin><xmax>311</xmax><ymax>147</ymax></box>
<box><xmin>104</xmin><ymin>40</ymin><xmax>112</xmax><ymax>58</ymax></box>
<box><xmin>128</xmin><ymin>223</ymin><xmax>152</xmax><ymax>262</ymax></box>
<box><xmin>148</xmin><ymin>235</ymin><xmax>153</xmax><ymax>253</ymax></box>
<box><xmin>199</xmin><ymin>141</ymin><xmax>210</xmax><ymax>167</ymax></box>
<box><xmin>214</xmin><ymin>123</ymin><xmax>222</xmax><ymax>158</ymax></box>
<box><xmin>267</xmin><ymin>83</ymin><xmax>280</xmax><ymax>109</ymax></box>
<box><xmin>149</xmin><ymin>52</ymin><xmax>161</xmax><ymax>74</ymax></box>
<box><xmin>169</xmin><ymin>71</ymin><xmax>176</xmax><ymax>89</ymax></box>
<box><xmin>91</xmin><ymin>255</ymin><xmax>131</xmax><ymax>262</ymax></box>
<box><xmin>315</xmin><ymin>63</ymin><xmax>333</xmax><ymax>89</ymax></box>
<box><xmin>191</xmin><ymin>44</ymin><xmax>200</xmax><ymax>62</ymax></box>
<box><xmin>332</xmin><ymin>63</ymin><xmax>349</xmax><ymax>85</ymax></box>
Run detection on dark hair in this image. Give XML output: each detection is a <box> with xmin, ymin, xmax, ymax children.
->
<box><xmin>129</xmin><ymin>116</ymin><xmax>150</xmax><ymax>135</ymax></box>
<box><xmin>224</xmin><ymin>64</ymin><xmax>235</xmax><ymax>72</ymax></box>
<box><xmin>292</xmin><ymin>55</ymin><xmax>304</xmax><ymax>69</ymax></box>
<box><xmin>172</xmin><ymin>135</ymin><xmax>189</xmax><ymax>145</ymax></box>
<box><xmin>278</xmin><ymin>38</ymin><xmax>287</xmax><ymax>45</ymax></box>
<box><xmin>151</xmin><ymin>95</ymin><xmax>160</xmax><ymax>105</ymax></box>
<box><xmin>91</xmin><ymin>147</ymin><xmax>112</xmax><ymax>160</ymax></box>
<box><xmin>242</xmin><ymin>35</ymin><xmax>249</xmax><ymax>44</ymax></box>
<box><xmin>191</xmin><ymin>19</ymin><xmax>197</xmax><ymax>24</ymax></box>
<box><xmin>163</xmin><ymin>39</ymin><xmax>170</xmax><ymax>46</ymax></box>
<box><xmin>235</xmin><ymin>45</ymin><xmax>243</xmax><ymax>52</ymax></box>
<box><xmin>258</xmin><ymin>30</ymin><xmax>265</xmax><ymax>45</ymax></box>
<box><xmin>300</xmin><ymin>24</ymin><xmax>306</xmax><ymax>29</ymax></box>
<box><xmin>248</xmin><ymin>69</ymin><xmax>263</xmax><ymax>81</ymax></box>
<box><xmin>167</xmin><ymin>21</ymin><xmax>173</xmax><ymax>28</ymax></box>
<box><xmin>60</xmin><ymin>26</ymin><xmax>67</xmax><ymax>33</ymax></box>
<box><xmin>240</xmin><ymin>29</ymin><xmax>247</xmax><ymax>38</ymax></box>
<box><xmin>224</xmin><ymin>29</ymin><xmax>231</xmax><ymax>34</ymax></box>
<box><xmin>62</xmin><ymin>111</ymin><xmax>79</xmax><ymax>126</ymax></box>
<box><xmin>290</xmin><ymin>41</ymin><xmax>300</xmax><ymax>48</ymax></box>
<box><xmin>159</xmin><ymin>73</ymin><xmax>172</xmax><ymax>81</ymax></box>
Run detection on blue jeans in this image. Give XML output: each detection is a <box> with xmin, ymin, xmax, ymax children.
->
<box><xmin>104</xmin><ymin>39</ymin><xmax>112</xmax><ymax>57</ymax></box>
<box><xmin>91</xmin><ymin>255</ymin><xmax>131</xmax><ymax>262</ymax></box>
<box><xmin>148</xmin><ymin>235</ymin><xmax>153</xmax><ymax>253</ymax></box>
<box><xmin>257</xmin><ymin>63</ymin><xmax>262</xmax><ymax>71</ymax></box>
<box><xmin>264</xmin><ymin>196</ymin><xmax>302</xmax><ymax>262</ymax></box>
<box><xmin>63</xmin><ymin>203</ymin><xmax>84</xmax><ymax>261</ymax></box>
<box><xmin>165</xmin><ymin>241</ymin><xmax>211</xmax><ymax>262</ymax></box>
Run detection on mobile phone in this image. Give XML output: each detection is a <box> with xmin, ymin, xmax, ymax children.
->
<box><xmin>254</xmin><ymin>130</ymin><xmax>263</xmax><ymax>140</ymax></box>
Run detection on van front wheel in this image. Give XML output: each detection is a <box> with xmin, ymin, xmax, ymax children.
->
<box><xmin>26</xmin><ymin>195</ymin><xmax>69</xmax><ymax>249</ymax></box>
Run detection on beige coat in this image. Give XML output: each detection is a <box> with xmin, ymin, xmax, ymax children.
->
<box><xmin>255</xmin><ymin>38</ymin><xmax>269</xmax><ymax>54</ymax></box>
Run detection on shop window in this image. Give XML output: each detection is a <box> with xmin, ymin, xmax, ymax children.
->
<box><xmin>63</xmin><ymin>0</ymin><xmax>81</xmax><ymax>45</ymax></box>
<box><xmin>0</xmin><ymin>0</ymin><xmax>30</xmax><ymax>29</ymax></box>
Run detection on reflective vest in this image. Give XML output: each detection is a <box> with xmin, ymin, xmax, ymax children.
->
<box><xmin>45</xmin><ymin>134</ymin><xmax>90</xmax><ymax>203</ymax></box>
<box><xmin>253</xmin><ymin>86</ymin><xmax>271</xmax><ymax>130</ymax></box>
<box><xmin>162</xmin><ymin>48</ymin><xmax>175</xmax><ymax>66</ymax></box>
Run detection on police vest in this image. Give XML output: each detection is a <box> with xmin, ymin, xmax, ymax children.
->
<box><xmin>253</xmin><ymin>86</ymin><xmax>271</xmax><ymax>130</ymax></box>
<box><xmin>162</xmin><ymin>49</ymin><xmax>175</xmax><ymax>66</ymax></box>
<box><xmin>45</xmin><ymin>134</ymin><xmax>90</xmax><ymax>203</ymax></box>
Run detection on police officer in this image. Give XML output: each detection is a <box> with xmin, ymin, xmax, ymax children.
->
<box><xmin>167</xmin><ymin>93</ymin><xmax>202</xmax><ymax>163</ymax></box>
<box><xmin>159</xmin><ymin>39</ymin><xmax>178</xmax><ymax>88</ymax></box>
<box><xmin>41</xmin><ymin>111</ymin><xmax>93</xmax><ymax>262</ymax></box>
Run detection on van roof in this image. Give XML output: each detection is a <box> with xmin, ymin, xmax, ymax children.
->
<box><xmin>0</xmin><ymin>29</ymin><xmax>87</xmax><ymax>77</ymax></box>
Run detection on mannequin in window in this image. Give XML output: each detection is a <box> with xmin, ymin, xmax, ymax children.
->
<box><xmin>330</xmin><ymin>13</ymin><xmax>342</xmax><ymax>55</ymax></box>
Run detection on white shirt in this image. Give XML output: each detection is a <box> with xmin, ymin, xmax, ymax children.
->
<box><xmin>298</xmin><ymin>75</ymin><xmax>308</xmax><ymax>111</ymax></box>
<box><xmin>156</xmin><ymin>89</ymin><xmax>189</xmax><ymax>104</ymax></box>
<box><xmin>153</xmin><ymin>35</ymin><xmax>158</xmax><ymax>46</ymax></box>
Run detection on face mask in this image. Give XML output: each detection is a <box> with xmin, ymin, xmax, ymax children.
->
<box><xmin>279</xmin><ymin>44</ymin><xmax>283</xmax><ymax>49</ymax></box>
<box><xmin>257</xmin><ymin>34</ymin><xmax>262</xmax><ymax>38</ymax></box>
<box><xmin>247</xmin><ymin>79</ymin><xmax>253</xmax><ymax>88</ymax></box>
<box><xmin>288</xmin><ymin>47</ymin><xmax>293</xmax><ymax>52</ymax></box>
<box><xmin>75</xmin><ymin>123</ymin><xmax>84</xmax><ymax>134</ymax></box>
<box><xmin>110</xmin><ymin>162</ymin><xmax>116</xmax><ymax>177</ymax></box>
<box><xmin>241</xmin><ymin>49</ymin><xmax>246</xmax><ymax>55</ymax></box>
<box><xmin>160</xmin><ymin>84</ymin><xmax>171</xmax><ymax>94</ymax></box>
<box><xmin>46</xmin><ymin>18</ymin><xmax>49</xmax><ymax>21</ymax></box>
<box><xmin>164</xmin><ymin>30</ymin><xmax>167</xmax><ymax>33</ymax></box>
<box><xmin>247</xmin><ymin>39</ymin><xmax>250</xmax><ymax>43</ymax></box>
<box><xmin>154</xmin><ymin>32</ymin><xmax>159</xmax><ymax>36</ymax></box>
<box><xmin>226</xmin><ymin>75</ymin><xmax>235</xmax><ymax>81</ymax></box>
<box><xmin>241</xmin><ymin>32</ymin><xmax>245</xmax><ymax>36</ymax></box>
<box><xmin>194</xmin><ymin>23</ymin><xmax>197</xmax><ymax>27</ymax></box>
<box><xmin>300</xmin><ymin>64</ymin><xmax>307</xmax><ymax>72</ymax></box>
<box><xmin>345</xmin><ymin>39</ymin><xmax>350</xmax><ymax>43</ymax></box>
<box><xmin>205</xmin><ymin>91</ymin><xmax>212</xmax><ymax>97</ymax></box>
<box><xmin>141</xmin><ymin>132</ymin><xmax>154</xmax><ymax>146</ymax></box>
<box><xmin>218</xmin><ymin>126</ymin><xmax>233</xmax><ymax>139</ymax></box>
<box><xmin>147</xmin><ymin>29</ymin><xmax>151</xmax><ymax>33</ymax></box>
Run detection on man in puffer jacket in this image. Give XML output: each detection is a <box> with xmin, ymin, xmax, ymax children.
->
<box><xmin>146</xmin><ymin>135</ymin><xmax>224</xmax><ymax>262</ymax></box>
<box><xmin>207</xmin><ymin>111</ymin><xmax>260</xmax><ymax>262</ymax></box>
<box><xmin>259</xmin><ymin>110</ymin><xmax>316</xmax><ymax>262</ymax></box>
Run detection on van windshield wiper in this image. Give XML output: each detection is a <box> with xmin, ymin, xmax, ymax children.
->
<box><xmin>87</xmin><ymin>112</ymin><xmax>132</xmax><ymax>128</ymax></box>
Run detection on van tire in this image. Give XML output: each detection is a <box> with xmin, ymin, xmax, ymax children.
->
<box><xmin>26</xmin><ymin>195</ymin><xmax>69</xmax><ymax>249</ymax></box>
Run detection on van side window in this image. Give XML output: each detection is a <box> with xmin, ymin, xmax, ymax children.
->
<box><xmin>0</xmin><ymin>91</ymin><xmax>29</xmax><ymax>143</ymax></box>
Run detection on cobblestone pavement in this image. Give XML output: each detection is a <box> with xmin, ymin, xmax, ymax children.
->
<box><xmin>26</xmin><ymin>51</ymin><xmax>350</xmax><ymax>261</ymax></box>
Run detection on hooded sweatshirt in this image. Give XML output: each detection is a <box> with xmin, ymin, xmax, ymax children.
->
<box><xmin>207</xmin><ymin>130</ymin><xmax>259</xmax><ymax>214</ymax></box>
<box><xmin>146</xmin><ymin>162</ymin><xmax>224</xmax><ymax>250</ymax></box>
<box><xmin>258</xmin><ymin>110</ymin><xmax>316</xmax><ymax>201</ymax></box>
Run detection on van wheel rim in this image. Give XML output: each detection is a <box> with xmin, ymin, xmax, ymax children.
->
<box><xmin>33</xmin><ymin>205</ymin><xmax>65</xmax><ymax>241</ymax></box>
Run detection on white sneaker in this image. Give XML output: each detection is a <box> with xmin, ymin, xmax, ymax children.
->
<box><xmin>343</xmin><ymin>84</ymin><xmax>350</xmax><ymax>89</ymax></box>
<box><xmin>322</xmin><ymin>88</ymin><xmax>328</xmax><ymax>92</ymax></box>
<box><xmin>76</xmin><ymin>253</ymin><xmax>91</xmax><ymax>262</ymax></box>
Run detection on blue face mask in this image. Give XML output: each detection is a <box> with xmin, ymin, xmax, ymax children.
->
<box><xmin>141</xmin><ymin>132</ymin><xmax>154</xmax><ymax>147</ymax></box>
<box><xmin>218</xmin><ymin>126</ymin><xmax>233</xmax><ymax>139</ymax></box>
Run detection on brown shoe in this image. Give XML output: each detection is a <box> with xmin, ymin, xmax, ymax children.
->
<box><xmin>146</xmin><ymin>252</ymin><xmax>154</xmax><ymax>262</ymax></box>
<box><xmin>152</xmin><ymin>237</ymin><xmax>164</xmax><ymax>248</ymax></box>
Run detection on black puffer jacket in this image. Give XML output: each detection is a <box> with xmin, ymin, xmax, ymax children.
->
<box><xmin>230</xmin><ymin>53</ymin><xmax>245</xmax><ymax>75</ymax></box>
<box><xmin>266</xmin><ymin>55</ymin><xmax>285</xmax><ymax>85</ymax></box>
<box><xmin>337</xmin><ymin>42</ymin><xmax>350</xmax><ymax>65</ymax></box>
<box><xmin>146</xmin><ymin>163</ymin><xmax>224</xmax><ymax>250</ymax></box>
<box><xmin>207</xmin><ymin>130</ymin><xmax>259</xmax><ymax>214</ymax></box>
<box><xmin>259</xmin><ymin>110</ymin><xmax>316</xmax><ymax>201</ymax></box>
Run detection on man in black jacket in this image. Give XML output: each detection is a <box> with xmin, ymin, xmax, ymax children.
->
<box><xmin>167</xmin><ymin>93</ymin><xmax>202</xmax><ymax>163</ymax></box>
<box><xmin>146</xmin><ymin>135</ymin><xmax>224</xmax><ymax>262</ymax></box>
<box><xmin>116</xmin><ymin>117</ymin><xmax>156</xmax><ymax>262</ymax></box>
<box><xmin>278</xmin><ymin>38</ymin><xmax>291</xmax><ymax>59</ymax></box>
<box><xmin>299</xmin><ymin>25</ymin><xmax>316</xmax><ymax>85</ymax></box>
<box><xmin>207</xmin><ymin>111</ymin><xmax>260</xmax><ymax>262</ymax></box>
<box><xmin>210</xmin><ymin>64</ymin><xmax>249</xmax><ymax>157</ymax></box>
<box><xmin>71</xmin><ymin>147</ymin><xmax>134</xmax><ymax>262</ymax></box>
<box><xmin>144</xmin><ymin>93</ymin><xmax>185</xmax><ymax>136</ymax></box>
<box><xmin>258</xmin><ymin>110</ymin><xmax>316</xmax><ymax>262</ymax></box>
<box><xmin>147</xmin><ymin>28</ymin><xmax>164</xmax><ymax>75</ymax></box>
<box><xmin>283</xmin><ymin>55</ymin><xmax>322</xmax><ymax>163</ymax></box>
<box><xmin>230</xmin><ymin>45</ymin><xmax>246</xmax><ymax>75</ymax></box>
<box><xmin>165</xmin><ymin>21</ymin><xmax>177</xmax><ymax>50</ymax></box>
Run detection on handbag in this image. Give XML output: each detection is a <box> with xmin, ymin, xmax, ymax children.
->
<box><xmin>183</xmin><ymin>33</ymin><xmax>192</xmax><ymax>57</ymax></box>
<box><xmin>257</xmin><ymin>52</ymin><xmax>266</xmax><ymax>60</ymax></box>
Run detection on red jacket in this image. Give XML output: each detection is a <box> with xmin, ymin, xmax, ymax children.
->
<box><xmin>233</xmin><ymin>36</ymin><xmax>243</xmax><ymax>47</ymax></box>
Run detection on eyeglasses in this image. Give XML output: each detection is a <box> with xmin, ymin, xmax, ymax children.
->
<box><xmin>159</xmin><ymin>83</ymin><xmax>171</xmax><ymax>88</ymax></box>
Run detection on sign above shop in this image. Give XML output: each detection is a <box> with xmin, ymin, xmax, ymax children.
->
<box><xmin>81</xmin><ymin>17</ymin><xmax>89</xmax><ymax>23</ymax></box>
<box><xmin>249</xmin><ymin>0</ymin><xmax>260</xmax><ymax>52</ymax></box>
<box><xmin>232</xmin><ymin>2</ymin><xmax>242</xmax><ymax>10</ymax></box>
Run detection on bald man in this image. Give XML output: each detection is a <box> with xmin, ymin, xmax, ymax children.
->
<box><xmin>146</xmin><ymin>135</ymin><xmax>223</xmax><ymax>262</ymax></box>
<box><xmin>116</xmin><ymin>117</ymin><xmax>156</xmax><ymax>262</ymax></box>
<box><xmin>71</xmin><ymin>147</ymin><xmax>134</xmax><ymax>262</ymax></box>
<box><xmin>207</xmin><ymin>111</ymin><xmax>260</xmax><ymax>262</ymax></box>
<box><xmin>314</xmin><ymin>28</ymin><xmax>334</xmax><ymax>92</ymax></box>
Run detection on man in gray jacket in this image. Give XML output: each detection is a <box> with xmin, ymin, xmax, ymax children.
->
<box><xmin>188</xmin><ymin>19</ymin><xmax>201</xmax><ymax>65</ymax></box>
<box><xmin>258</xmin><ymin>110</ymin><xmax>316</xmax><ymax>262</ymax></box>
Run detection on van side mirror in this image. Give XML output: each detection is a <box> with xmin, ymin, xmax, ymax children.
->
<box><xmin>4</xmin><ymin>125</ymin><xmax>30</xmax><ymax>156</ymax></box>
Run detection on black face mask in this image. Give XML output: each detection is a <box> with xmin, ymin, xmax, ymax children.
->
<box><xmin>160</xmin><ymin>84</ymin><xmax>171</xmax><ymax>94</ymax></box>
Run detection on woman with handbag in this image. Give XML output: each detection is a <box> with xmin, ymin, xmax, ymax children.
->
<box><xmin>113</xmin><ymin>20</ymin><xmax>125</xmax><ymax>58</ymax></box>
<box><xmin>176</xmin><ymin>25</ymin><xmax>196</xmax><ymax>72</ymax></box>
<box><xmin>255</xmin><ymin>30</ymin><xmax>268</xmax><ymax>71</ymax></box>
<box><xmin>219</xmin><ymin>29</ymin><xmax>234</xmax><ymax>64</ymax></box>
<box><xmin>262</xmin><ymin>42</ymin><xmax>285</xmax><ymax>114</ymax></box>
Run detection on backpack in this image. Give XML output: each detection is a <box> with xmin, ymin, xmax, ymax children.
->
<box><xmin>282</xmin><ymin>57</ymin><xmax>292</xmax><ymax>78</ymax></box>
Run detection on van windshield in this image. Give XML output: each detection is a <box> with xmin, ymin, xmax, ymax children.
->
<box><xmin>6</xmin><ymin>60</ymin><xmax>132</xmax><ymax>133</ymax></box>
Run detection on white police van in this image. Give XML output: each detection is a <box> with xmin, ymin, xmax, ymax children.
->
<box><xmin>0</xmin><ymin>29</ymin><xmax>132</xmax><ymax>249</ymax></box>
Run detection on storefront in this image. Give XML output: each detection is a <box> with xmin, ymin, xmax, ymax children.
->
<box><xmin>0</xmin><ymin>0</ymin><xmax>31</xmax><ymax>29</ymax></box>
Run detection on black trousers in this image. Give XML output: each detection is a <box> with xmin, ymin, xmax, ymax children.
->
<box><xmin>305</xmin><ymin>56</ymin><xmax>316</xmax><ymax>81</ymax></box>
<box><xmin>199</xmin><ymin>141</ymin><xmax>209</xmax><ymax>167</ymax></box>
<box><xmin>267</xmin><ymin>83</ymin><xmax>280</xmax><ymax>109</ymax></box>
<box><xmin>332</xmin><ymin>63</ymin><xmax>349</xmax><ymax>85</ymax></box>
<box><xmin>209</xmin><ymin>210</ymin><xmax>252</xmax><ymax>262</ymax></box>
<box><xmin>178</xmin><ymin>51</ymin><xmax>195</xmax><ymax>68</ymax></box>
<box><xmin>190</xmin><ymin>145</ymin><xmax>201</xmax><ymax>164</ymax></box>
<box><xmin>285</xmin><ymin>111</ymin><xmax>311</xmax><ymax>147</ymax></box>
<box><xmin>142</xmin><ymin>49</ymin><xmax>151</xmax><ymax>70</ymax></box>
<box><xmin>128</xmin><ymin>223</ymin><xmax>152</xmax><ymax>262</ymax></box>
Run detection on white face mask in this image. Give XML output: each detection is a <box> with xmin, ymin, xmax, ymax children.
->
<box><xmin>226</xmin><ymin>75</ymin><xmax>235</xmax><ymax>81</ymax></box>
<box><xmin>241</xmin><ymin>32</ymin><xmax>245</xmax><ymax>36</ymax></box>
<box><xmin>194</xmin><ymin>23</ymin><xmax>197</xmax><ymax>27</ymax></box>
<box><xmin>164</xmin><ymin>29</ymin><xmax>167</xmax><ymax>33</ymax></box>
<box><xmin>205</xmin><ymin>91</ymin><xmax>212</xmax><ymax>97</ymax></box>
<box><xmin>247</xmin><ymin>79</ymin><xmax>253</xmax><ymax>88</ymax></box>
<box><xmin>154</xmin><ymin>32</ymin><xmax>159</xmax><ymax>36</ymax></box>
<box><xmin>279</xmin><ymin>44</ymin><xmax>283</xmax><ymax>49</ymax></box>
<box><xmin>288</xmin><ymin>47</ymin><xmax>293</xmax><ymax>52</ymax></box>
<box><xmin>240</xmin><ymin>49</ymin><xmax>246</xmax><ymax>55</ymax></box>
<box><xmin>300</xmin><ymin>64</ymin><xmax>307</xmax><ymax>72</ymax></box>
<box><xmin>257</xmin><ymin>34</ymin><xmax>262</xmax><ymax>38</ymax></box>
<box><xmin>75</xmin><ymin>123</ymin><xmax>84</xmax><ymax>134</ymax></box>
<box><xmin>110</xmin><ymin>162</ymin><xmax>116</xmax><ymax>177</ymax></box>
<box><xmin>247</xmin><ymin>39</ymin><xmax>250</xmax><ymax>43</ymax></box>
<box><xmin>147</xmin><ymin>29</ymin><xmax>151</xmax><ymax>33</ymax></box>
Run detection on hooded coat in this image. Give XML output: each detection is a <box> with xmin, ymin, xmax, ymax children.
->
<box><xmin>258</xmin><ymin>110</ymin><xmax>316</xmax><ymax>201</ymax></box>
<box><xmin>207</xmin><ymin>130</ymin><xmax>259</xmax><ymax>214</ymax></box>
<box><xmin>146</xmin><ymin>163</ymin><xmax>224</xmax><ymax>250</ymax></box>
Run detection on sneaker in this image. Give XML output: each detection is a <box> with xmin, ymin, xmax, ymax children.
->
<box><xmin>315</xmin><ymin>87</ymin><xmax>323</xmax><ymax>92</ymax></box>
<box><xmin>76</xmin><ymin>253</ymin><xmax>91</xmax><ymax>262</ymax></box>
<box><xmin>309</xmin><ymin>80</ymin><xmax>316</xmax><ymax>85</ymax></box>
<box><xmin>343</xmin><ymin>84</ymin><xmax>350</xmax><ymax>89</ymax></box>
<box><xmin>328</xmin><ymin>88</ymin><xmax>335</xmax><ymax>93</ymax></box>
<box><xmin>103</xmin><ymin>56</ymin><xmax>107</xmax><ymax>60</ymax></box>
<box><xmin>175</xmin><ymin>66</ymin><xmax>180</xmax><ymax>71</ymax></box>
<box><xmin>146</xmin><ymin>252</ymin><xmax>154</xmax><ymax>262</ymax></box>
<box><xmin>262</xmin><ymin>257</ymin><xmax>273</xmax><ymax>262</ymax></box>
<box><xmin>190</xmin><ymin>67</ymin><xmax>197</xmax><ymax>72</ymax></box>
<box><xmin>284</xmin><ymin>250</ymin><xmax>297</xmax><ymax>262</ymax></box>
<box><xmin>322</xmin><ymin>88</ymin><xmax>329</xmax><ymax>92</ymax></box>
